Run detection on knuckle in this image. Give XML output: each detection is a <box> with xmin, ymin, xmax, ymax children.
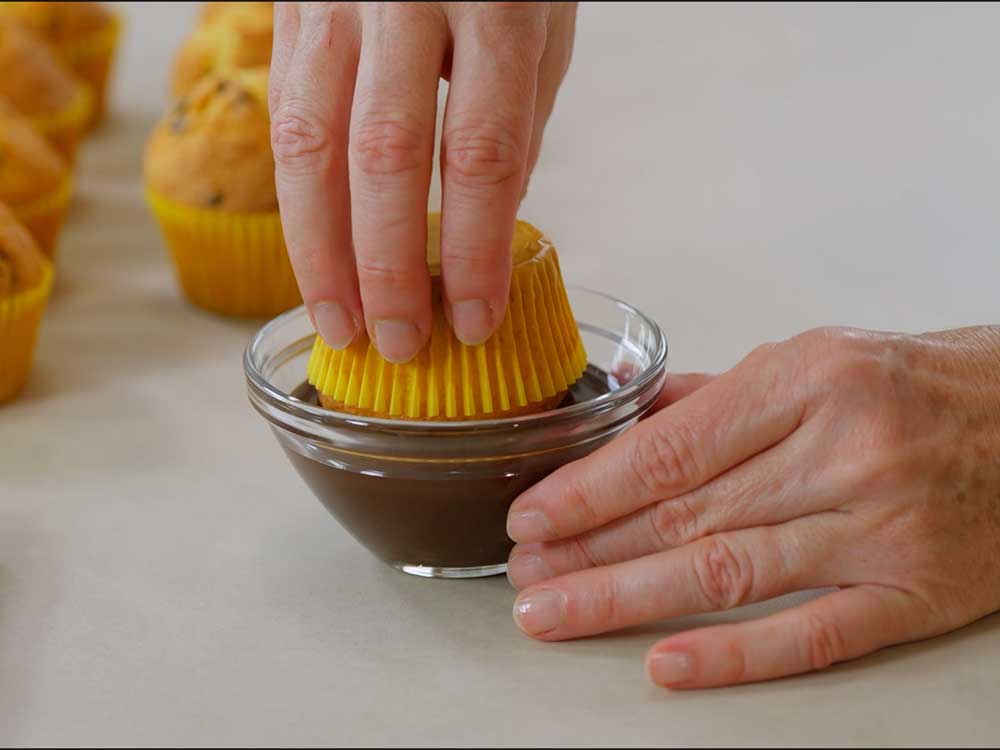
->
<box><xmin>632</xmin><ymin>420</ymin><xmax>698</xmax><ymax>497</ymax></box>
<box><xmin>649</xmin><ymin>497</ymin><xmax>701</xmax><ymax>549</ymax></box>
<box><xmin>473</xmin><ymin>2</ymin><xmax>548</xmax><ymax>47</ymax></box>
<box><xmin>803</xmin><ymin>611</ymin><xmax>846</xmax><ymax>671</ymax></box>
<box><xmin>351</xmin><ymin>115</ymin><xmax>427</xmax><ymax>178</ymax></box>
<box><xmin>271</xmin><ymin>106</ymin><xmax>335</xmax><ymax>174</ymax></box>
<box><xmin>691</xmin><ymin>535</ymin><xmax>755</xmax><ymax>611</ymax></box>
<box><xmin>355</xmin><ymin>257</ymin><xmax>420</xmax><ymax>292</ymax></box>
<box><xmin>588</xmin><ymin>574</ymin><xmax>623</xmax><ymax>630</ymax></box>
<box><xmin>560</xmin><ymin>476</ymin><xmax>602</xmax><ymax>532</ymax></box>
<box><xmin>440</xmin><ymin>246</ymin><xmax>508</xmax><ymax>279</ymax></box>
<box><xmin>443</xmin><ymin>121</ymin><xmax>524</xmax><ymax>189</ymax></box>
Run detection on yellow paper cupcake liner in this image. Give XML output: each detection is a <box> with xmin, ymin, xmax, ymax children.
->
<box><xmin>11</xmin><ymin>176</ymin><xmax>74</xmax><ymax>261</ymax></box>
<box><xmin>307</xmin><ymin>233</ymin><xmax>588</xmax><ymax>421</ymax></box>
<box><xmin>55</xmin><ymin>13</ymin><xmax>122</xmax><ymax>130</ymax></box>
<box><xmin>0</xmin><ymin>260</ymin><xmax>53</xmax><ymax>404</ymax></box>
<box><xmin>146</xmin><ymin>188</ymin><xmax>302</xmax><ymax>318</ymax></box>
<box><xmin>30</xmin><ymin>84</ymin><xmax>92</xmax><ymax>165</ymax></box>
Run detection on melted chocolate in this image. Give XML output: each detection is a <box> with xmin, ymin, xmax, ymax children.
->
<box><xmin>285</xmin><ymin>366</ymin><xmax>614</xmax><ymax>570</ymax></box>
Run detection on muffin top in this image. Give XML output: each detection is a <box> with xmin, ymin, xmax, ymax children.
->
<box><xmin>170</xmin><ymin>2</ymin><xmax>273</xmax><ymax>96</ymax></box>
<box><xmin>0</xmin><ymin>101</ymin><xmax>68</xmax><ymax>207</ymax></box>
<box><xmin>144</xmin><ymin>68</ymin><xmax>276</xmax><ymax>213</ymax></box>
<box><xmin>0</xmin><ymin>201</ymin><xmax>47</xmax><ymax>297</ymax></box>
<box><xmin>0</xmin><ymin>19</ymin><xmax>79</xmax><ymax>117</ymax></box>
<box><xmin>0</xmin><ymin>2</ymin><xmax>113</xmax><ymax>46</ymax></box>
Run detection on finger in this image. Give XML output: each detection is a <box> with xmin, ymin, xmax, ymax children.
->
<box><xmin>439</xmin><ymin>6</ymin><xmax>546</xmax><ymax>345</ymax></box>
<box><xmin>512</xmin><ymin>519</ymin><xmax>836</xmax><ymax>641</ymax></box>
<box><xmin>508</xmin><ymin>343</ymin><xmax>804</xmax><ymax>544</ymax></box>
<box><xmin>268</xmin><ymin>1</ymin><xmax>299</xmax><ymax>113</ymax></box>
<box><xmin>522</xmin><ymin>3</ymin><xmax>576</xmax><ymax>198</ymax></box>
<box><xmin>646</xmin><ymin>584</ymin><xmax>931</xmax><ymax>689</ymax></box>
<box><xmin>272</xmin><ymin>6</ymin><xmax>362</xmax><ymax>349</ymax></box>
<box><xmin>508</xmin><ymin>420</ymin><xmax>831</xmax><ymax>590</ymax></box>
<box><xmin>349</xmin><ymin>4</ymin><xmax>446</xmax><ymax>363</ymax></box>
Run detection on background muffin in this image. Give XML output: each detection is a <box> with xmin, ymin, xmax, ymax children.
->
<box><xmin>0</xmin><ymin>18</ymin><xmax>91</xmax><ymax>163</ymax></box>
<box><xmin>170</xmin><ymin>2</ymin><xmax>273</xmax><ymax>96</ymax></box>
<box><xmin>0</xmin><ymin>102</ymin><xmax>72</xmax><ymax>259</ymax></box>
<box><xmin>0</xmin><ymin>2</ymin><xmax>121</xmax><ymax>129</ymax></box>
<box><xmin>146</xmin><ymin>67</ymin><xmax>275</xmax><ymax>212</ymax></box>
<box><xmin>0</xmin><ymin>200</ymin><xmax>52</xmax><ymax>404</ymax></box>
<box><xmin>144</xmin><ymin>68</ymin><xmax>298</xmax><ymax>317</ymax></box>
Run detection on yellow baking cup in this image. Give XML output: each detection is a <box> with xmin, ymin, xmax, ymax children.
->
<box><xmin>11</xmin><ymin>176</ymin><xmax>73</xmax><ymax>261</ymax></box>
<box><xmin>307</xmin><ymin>217</ymin><xmax>588</xmax><ymax>421</ymax></box>
<box><xmin>146</xmin><ymin>188</ymin><xmax>301</xmax><ymax>318</ymax></box>
<box><xmin>30</xmin><ymin>84</ymin><xmax>92</xmax><ymax>166</ymax></box>
<box><xmin>0</xmin><ymin>259</ymin><xmax>52</xmax><ymax>404</ymax></box>
<box><xmin>55</xmin><ymin>13</ymin><xmax>122</xmax><ymax>130</ymax></box>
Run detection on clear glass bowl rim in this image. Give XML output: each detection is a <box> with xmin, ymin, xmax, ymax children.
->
<box><xmin>243</xmin><ymin>286</ymin><xmax>668</xmax><ymax>439</ymax></box>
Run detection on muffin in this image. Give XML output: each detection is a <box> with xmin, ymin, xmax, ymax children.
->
<box><xmin>0</xmin><ymin>201</ymin><xmax>53</xmax><ymax>404</ymax></box>
<box><xmin>307</xmin><ymin>213</ymin><xmax>588</xmax><ymax>421</ymax></box>
<box><xmin>144</xmin><ymin>68</ymin><xmax>299</xmax><ymax>317</ymax></box>
<box><xmin>0</xmin><ymin>102</ymin><xmax>73</xmax><ymax>260</ymax></box>
<box><xmin>170</xmin><ymin>2</ymin><xmax>273</xmax><ymax>96</ymax></box>
<box><xmin>0</xmin><ymin>19</ymin><xmax>91</xmax><ymax>164</ymax></box>
<box><xmin>0</xmin><ymin>2</ymin><xmax>121</xmax><ymax>129</ymax></box>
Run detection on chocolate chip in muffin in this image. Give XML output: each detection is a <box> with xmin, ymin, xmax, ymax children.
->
<box><xmin>205</xmin><ymin>191</ymin><xmax>225</xmax><ymax>208</ymax></box>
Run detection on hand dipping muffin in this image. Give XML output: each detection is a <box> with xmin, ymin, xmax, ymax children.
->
<box><xmin>0</xmin><ymin>18</ymin><xmax>91</xmax><ymax>164</ymax></box>
<box><xmin>0</xmin><ymin>2</ymin><xmax>121</xmax><ymax>129</ymax></box>
<box><xmin>0</xmin><ymin>201</ymin><xmax>53</xmax><ymax>404</ymax></box>
<box><xmin>170</xmin><ymin>2</ymin><xmax>273</xmax><ymax>97</ymax></box>
<box><xmin>0</xmin><ymin>102</ymin><xmax>72</xmax><ymax>260</ymax></box>
<box><xmin>144</xmin><ymin>68</ymin><xmax>300</xmax><ymax>318</ymax></box>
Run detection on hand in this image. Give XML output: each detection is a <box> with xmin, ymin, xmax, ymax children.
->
<box><xmin>269</xmin><ymin>2</ymin><xmax>577</xmax><ymax>362</ymax></box>
<box><xmin>506</xmin><ymin>326</ymin><xmax>1000</xmax><ymax>689</ymax></box>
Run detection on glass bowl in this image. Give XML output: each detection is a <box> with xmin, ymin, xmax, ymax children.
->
<box><xmin>244</xmin><ymin>288</ymin><xmax>668</xmax><ymax>579</ymax></box>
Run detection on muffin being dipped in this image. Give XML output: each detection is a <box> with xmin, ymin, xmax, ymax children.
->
<box><xmin>144</xmin><ymin>68</ymin><xmax>299</xmax><ymax>317</ymax></box>
<box><xmin>307</xmin><ymin>213</ymin><xmax>588</xmax><ymax>421</ymax></box>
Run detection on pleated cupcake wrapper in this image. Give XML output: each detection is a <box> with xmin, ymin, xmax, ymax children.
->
<box><xmin>11</xmin><ymin>175</ymin><xmax>74</xmax><ymax>261</ymax></box>
<box><xmin>54</xmin><ymin>14</ymin><xmax>122</xmax><ymax>130</ymax></box>
<box><xmin>308</xmin><ymin>244</ymin><xmax>588</xmax><ymax>421</ymax></box>
<box><xmin>30</xmin><ymin>84</ymin><xmax>92</xmax><ymax>165</ymax></box>
<box><xmin>145</xmin><ymin>188</ymin><xmax>301</xmax><ymax>318</ymax></box>
<box><xmin>0</xmin><ymin>260</ymin><xmax>53</xmax><ymax>404</ymax></box>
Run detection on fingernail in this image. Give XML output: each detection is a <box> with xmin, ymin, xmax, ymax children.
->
<box><xmin>451</xmin><ymin>299</ymin><xmax>494</xmax><ymax>346</ymax></box>
<box><xmin>310</xmin><ymin>301</ymin><xmax>358</xmax><ymax>350</ymax></box>
<box><xmin>647</xmin><ymin>651</ymin><xmax>695</xmax><ymax>687</ymax></box>
<box><xmin>507</xmin><ymin>552</ymin><xmax>554</xmax><ymax>590</ymax></box>
<box><xmin>513</xmin><ymin>588</ymin><xmax>566</xmax><ymax>636</ymax></box>
<box><xmin>374</xmin><ymin>319</ymin><xmax>422</xmax><ymax>363</ymax></box>
<box><xmin>507</xmin><ymin>510</ymin><xmax>554</xmax><ymax>543</ymax></box>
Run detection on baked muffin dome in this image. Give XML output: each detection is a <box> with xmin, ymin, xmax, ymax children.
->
<box><xmin>0</xmin><ymin>200</ymin><xmax>47</xmax><ymax>298</ymax></box>
<box><xmin>0</xmin><ymin>2</ymin><xmax>112</xmax><ymax>48</ymax></box>
<box><xmin>144</xmin><ymin>68</ymin><xmax>275</xmax><ymax>212</ymax></box>
<box><xmin>0</xmin><ymin>102</ymin><xmax>67</xmax><ymax>207</ymax></box>
<box><xmin>0</xmin><ymin>18</ymin><xmax>80</xmax><ymax>119</ymax></box>
<box><xmin>170</xmin><ymin>2</ymin><xmax>273</xmax><ymax>96</ymax></box>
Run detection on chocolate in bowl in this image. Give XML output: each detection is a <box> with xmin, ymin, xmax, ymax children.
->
<box><xmin>244</xmin><ymin>289</ymin><xmax>668</xmax><ymax>578</ymax></box>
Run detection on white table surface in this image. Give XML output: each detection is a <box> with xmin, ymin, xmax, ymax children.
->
<box><xmin>2</xmin><ymin>2</ymin><xmax>999</xmax><ymax>745</ymax></box>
